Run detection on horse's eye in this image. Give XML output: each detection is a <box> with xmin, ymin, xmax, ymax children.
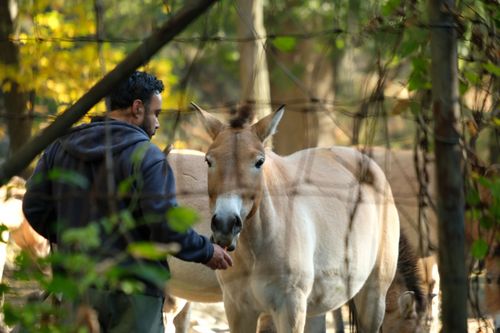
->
<box><xmin>205</xmin><ymin>156</ymin><xmax>212</xmax><ymax>168</ymax></box>
<box><xmin>255</xmin><ymin>157</ymin><xmax>265</xmax><ymax>169</ymax></box>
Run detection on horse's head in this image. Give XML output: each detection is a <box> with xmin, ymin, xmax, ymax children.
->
<box><xmin>192</xmin><ymin>103</ymin><xmax>284</xmax><ymax>251</ymax></box>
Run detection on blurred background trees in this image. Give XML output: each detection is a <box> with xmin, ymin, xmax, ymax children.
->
<box><xmin>0</xmin><ymin>0</ymin><xmax>498</xmax><ymax>331</ymax></box>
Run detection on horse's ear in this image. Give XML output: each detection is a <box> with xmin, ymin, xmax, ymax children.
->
<box><xmin>191</xmin><ymin>102</ymin><xmax>224</xmax><ymax>140</ymax></box>
<box><xmin>251</xmin><ymin>105</ymin><xmax>285</xmax><ymax>142</ymax></box>
<box><xmin>398</xmin><ymin>291</ymin><xmax>416</xmax><ymax>319</ymax></box>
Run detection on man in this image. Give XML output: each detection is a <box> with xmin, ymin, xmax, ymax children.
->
<box><xmin>22</xmin><ymin>71</ymin><xmax>232</xmax><ymax>332</ymax></box>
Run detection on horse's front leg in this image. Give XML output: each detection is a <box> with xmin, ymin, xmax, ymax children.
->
<box><xmin>224</xmin><ymin>297</ymin><xmax>260</xmax><ymax>333</ymax></box>
<box><xmin>271</xmin><ymin>292</ymin><xmax>308</xmax><ymax>333</ymax></box>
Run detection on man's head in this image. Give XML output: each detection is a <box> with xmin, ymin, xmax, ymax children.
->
<box><xmin>107</xmin><ymin>71</ymin><xmax>164</xmax><ymax>138</ymax></box>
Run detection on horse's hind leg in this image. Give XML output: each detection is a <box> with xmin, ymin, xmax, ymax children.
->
<box><xmin>352</xmin><ymin>230</ymin><xmax>398</xmax><ymax>331</ymax></box>
<box><xmin>351</xmin><ymin>274</ymin><xmax>392</xmax><ymax>332</ymax></box>
<box><xmin>352</xmin><ymin>252</ymin><xmax>398</xmax><ymax>332</ymax></box>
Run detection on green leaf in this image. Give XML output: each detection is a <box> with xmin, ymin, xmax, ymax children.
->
<box><xmin>491</xmin><ymin>203</ymin><xmax>500</xmax><ymax>220</ymax></box>
<box><xmin>2</xmin><ymin>303</ymin><xmax>21</xmax><ymax>326</ymax></box>
<box><xmin>399</xmin><ymin>39</ymin><xmax>419</xmax><ymax>57</ymax></box>
<box><xmin>127</xmin><ymin>242</ymin><xmax>172</xmax><ymax>260</ymax></box>
<box><xmin>167</xmin><ymin>206</ymin><xmax>199</xmax><ymax>233</ymax></box>
<box><xmin>483</xmin><ymin>62</ymin><xmax>500</xmax><ymax>76</ymax></box>
<box><xmin>272</xmin><ymin>36</ymin><xmax>297</xmax><ymax>52</ymax></box>
<box><xmin>479</xmin><ymin>215</ymin><xmax>494</xmax><ymax>229</ymax></box>
<box><xmin>120</xmin><ymin>280</ymin><xmax>144</xmax><ymax>294</ymax></box>
<box><xmin>47</xmin><ymin>168</ymin><xmax>89</xmax><ymax>189</ymax></box>
<box><xmin>471</xmin><ymin>239</ymin><xmax>488</xmax><ymax>259</ymax></box>
<box><xmin>131</xmin><ymin>142</ymin><xmax>150</xmax><ymax>166</ymax></box>
<box><xmin>459</xmin><ymin>80</ymin><xmax>469</xmax><ymax>95</ymax></box>
<box><xmin>127</xmin><ymin>263</ymin><xmax>170</xmax><ymax>288</ymax></box>
<box><xmin>122</xmin><ymin>210</ymin><xmax>137</xmax><ymax>230</ymax></box>
<box><xmin>61</xmin><ymin>223</ymin><xmax>100</xmax><ymax>250</ymax></box>
<box><xmin>466</xmin><ymin>189</ymin><xmax>480</xmax><ymax>206</ymax></box>
<box><xmin>118</xmin><ymin>177</ymin><xmax>134</xmax><ymax>196</ymax></box>
<box><xmin>0</xmin><ymin>282</ymin><xmax>10</xmax><ymax>294</ymax></box>
<box><xmin>464</xmin><ymin>71</ymin><xmax>480</xmax><ymax>84</ymax></box>
<box><xmin>45</xmin><ymin>275</ymin><xmax>79</xmax><ymax>300</ymax></box>
<box><xmin>382</xmin><ymin>0</ymin><xmax>401</xmax><ymax>16</ymax></box>
<box><xmin>408</xmin><ymin>57</ymin><xmax>431</xmax><ymax>91</ymax></box>
<box><xmin>408</xmin><ymin>71</ymin><xmax>428</xmax><ymax>91</ymax></box>
<box><xmin>335</xmin><ymin>38</ymin><xmax>345</xmax><ymax>49</ymax></box>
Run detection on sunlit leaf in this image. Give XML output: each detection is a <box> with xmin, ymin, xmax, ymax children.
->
<box><xmin>47</xmin><ymin>168</ymin><xmax>89</xmax><ymax>189</ymax></box>
<box><xmin>382</xmin><ymin>0</ymin><xmax>401</xmax><ymax>16</ymax></box>
<box><xmin>471</xmin><ymin>239</ymin><xmax>488</xmax><ymax>259</ymax></box>
<box><xmin>120</xmin><ymin>280</ymin><xmax>144</xmax><ymax>294</ymax></box>
<box><xmin>464</xmin><ymin>71</ymin><xmax>480</xmax><ymax>84</ymax></box>
<box><xmin>61</xmin><ymin>223</ymin><xmax>100</xmax><ymax>250</ymax></box>
<box><xmin>127</xmin><ymin>242</ymin><xmax>172</xmax><ymax>260</ymax></box>
<box><xmin>120</xmin><ymin>210</ymin><xmax>137</xmax><ymax>231</ymax></box>
<box><xmin>483</xmin><ymin>62</ymin><xmax>500</xmax><ymax>76</ymax></box>
<box><xmin>272</xmin><ymin>36</ymin><xmax>297</xmax><ymax>52</ymax></box>
<box><xmin>45</xmin><ymin>275</ymin><xmax>79</xmax><ymax>300</ymax></box>
<box><xmin>335</xmin><ymin>38</ymin><xmax>345</xmax><ymax>49</ymax></box>
<box><xmin>167</xmin><ymin>206</ymin><xmax>199</xmax><ymax>233</ymax></box>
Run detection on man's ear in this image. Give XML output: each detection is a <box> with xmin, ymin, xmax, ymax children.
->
<box><xmin>191</xmin><ymin>102</ymin><xmax>224</xmax><ymax>140</ymax></box>
<box><xmin>131</xmin><ymin>99</ymin><xmax>144</xmax><ymax>119</ymax></box>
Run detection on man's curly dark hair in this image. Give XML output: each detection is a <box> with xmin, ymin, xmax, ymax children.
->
<box><xmin>107</xmin><ymin>71</ymin><xmax>164</xmax><ymax>110</ymax></box>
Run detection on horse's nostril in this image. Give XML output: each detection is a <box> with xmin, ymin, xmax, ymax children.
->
<box><xmin>211</xmin><ymin>214</ymin><xmax>217</xmax><ymax>231</ymax></box>
<box><xmin>232</xmin><ymin>215</ymin><xmax>242</xmax><ymax>235</ymax></box>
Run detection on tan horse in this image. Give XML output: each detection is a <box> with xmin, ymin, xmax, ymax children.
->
<box><xmin>185</xmin><ymin>104</ymin><xmax>400</xmax><ymax>332</ymax></box>
<box><xmin>166</xmin><ymin>149</ymin><xmax>432</xmax><ymax>333</ymax></box>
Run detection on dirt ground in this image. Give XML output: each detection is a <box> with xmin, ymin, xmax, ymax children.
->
<box><xmin>1</xmin><ymin>242</ymin><xmax>496</xmax><ymax>333</ymax></box>
<box><xmin>186</xmin><ymin>302</ymin><xmax>494</xmax><ymax>333</ymax></box>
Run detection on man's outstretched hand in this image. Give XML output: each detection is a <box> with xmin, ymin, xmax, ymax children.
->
<box><xmin>205</xmin><ymin>244</ymin><xmax>233</xmax><ymax>270</ymax></box>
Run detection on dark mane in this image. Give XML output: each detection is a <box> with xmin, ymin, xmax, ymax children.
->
<box><xmin>229</xmin><ymin>104</ymin><xmax>254</xmax><ymax>129</ymax></box>
<box><xmin>398</xmin><ymin>230</ymin><xmax>427</xmax><ymax>313</ymax></box>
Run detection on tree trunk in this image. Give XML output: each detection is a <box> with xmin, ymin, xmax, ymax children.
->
<box><xmin>490</xmin><ymin>79</ymin><xmax>499</xmax><ymax>164</ymax></box>
<box><xmin>0</xmin><ymin>0</ymin><xmax>32</xmax><ymax>177</ymax></box>
<box><xmin>270</xmin><ymin>33</ymin><xmax>334</xmax><ymax>155</ymax></box>
<box><xmin>429</xmin><ymin>1</ymin><xmax>467</xmax><ymax>332</ymax></box>
<box><xmin>236</xmin><ymin>0</ymin><xmax>272</xmax><ymax>120</ymax></box>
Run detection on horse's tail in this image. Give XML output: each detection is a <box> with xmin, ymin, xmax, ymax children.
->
<box><xmin>348</xmin><ymin>300</ymin><xmax>359</xmax><ymax>333</ymax></box>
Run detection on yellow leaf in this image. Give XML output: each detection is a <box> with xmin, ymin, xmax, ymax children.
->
<box><xmin>2</xmin><ymin>81</ymin><xmax>12</xmax><ymax>92</ymax></box>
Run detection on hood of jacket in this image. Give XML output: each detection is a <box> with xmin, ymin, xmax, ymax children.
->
<box><xmin>60</xmin><ymin>118</ymin><xmax>149</xmax><ymax>162</ymax></box>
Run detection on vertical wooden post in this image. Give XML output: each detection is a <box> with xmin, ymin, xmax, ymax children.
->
<box><xmin>236</xmin><ymin>0</ymin><xmax>272</xmax><ymax>120</ymax></box>
<box><xmin>0</xmin><ymin>0</ymin><xmax>32</xmax><ymax>175</ymax></box>
<box><xmin>429</xmin><ymin>1</ymin><xmax>467</xmax><ymax>332</ymax></box>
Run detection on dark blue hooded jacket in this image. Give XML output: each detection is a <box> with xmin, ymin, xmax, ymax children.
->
<box><xmin>23</xmin><ymin>118</ymin><xmax>213</xmax><ymax>296</ymax></box>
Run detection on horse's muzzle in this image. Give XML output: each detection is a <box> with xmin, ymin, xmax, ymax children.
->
<box><xmin>210</xmin><ymin>235</ymin><xmax>236</xmax><ymax>251</ymax></box>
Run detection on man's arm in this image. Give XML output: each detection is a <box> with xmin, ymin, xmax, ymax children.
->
<box><xmin>139</xmin><ymin>147</ymin><xmax>218</xmax><ymax>264</ymax></box>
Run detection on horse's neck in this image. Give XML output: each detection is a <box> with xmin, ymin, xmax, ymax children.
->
<box><xmin>238</xmin><ymin>152</ymin><xmax>293</xmax><ymax>253</ymax></box>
